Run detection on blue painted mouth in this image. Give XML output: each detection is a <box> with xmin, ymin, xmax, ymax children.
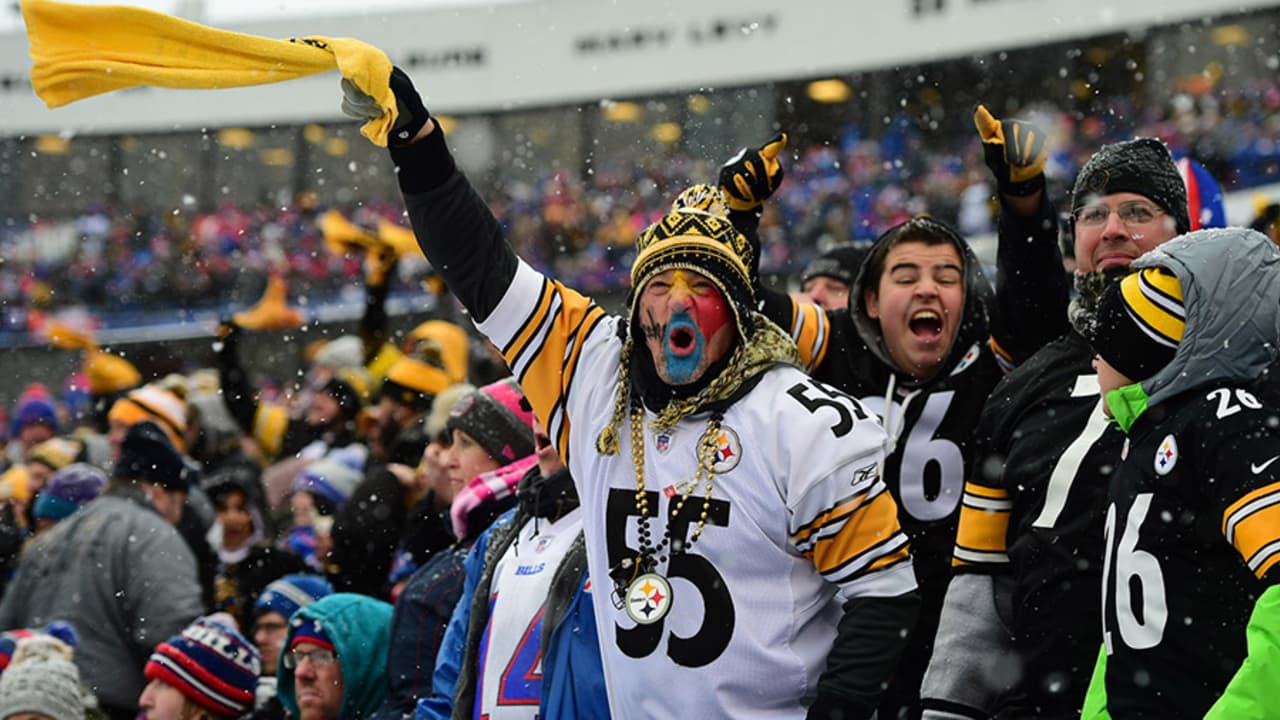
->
<box><xmin>663</xmin><ymin>312</ymin><xmax>705</xmax><ymax>384</ymax></box>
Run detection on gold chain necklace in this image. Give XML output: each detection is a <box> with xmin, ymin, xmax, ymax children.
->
<box><xmin>613</xmin><ymin>403</ymin><xmax>723</xmax><ymax>625</ymax></box>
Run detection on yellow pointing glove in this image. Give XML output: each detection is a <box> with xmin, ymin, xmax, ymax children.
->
<box><xmin>974</xmin><ymin>105</ymin><xmax>1047</xmax><ymax>196</ymax></box>
<box><xmin>718</xmin><ymin>133</ymin><xmax>788</xmax><ymax>212</ymax></box>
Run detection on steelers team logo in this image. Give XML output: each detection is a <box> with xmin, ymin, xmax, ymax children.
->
<box><xmin>707</xmin><ymin>426</ymin><xmax>741</xmax><ymax>473</ymax></box>
<box><xmin>625</xmin><ymin>573</ymin><xmax>673</xmax><ymax>625</ymax></box>
<box><xmin>1154</xmin><ymin>434</ymin><xmax>1178</xmax><ymax>476</ymax></box>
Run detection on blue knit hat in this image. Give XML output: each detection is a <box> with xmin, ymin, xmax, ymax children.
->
<box><xmin>10</xmin><ymin>387</ymin><xmax>58</xmax><ymax>438</ymax></box>
<box><xmin>254</xmin><ymin>574</ymin><xmax>334</xmax><ymax>621</ymax></box>
<box><xmin>33</xmin><ymin>463</ymin><xmax>107</xmax><ymax>522</ymax></box>
<box><xmin>144</xmin><ymin>617</ymin><xmax>261</xmax><ymax>717</ymax></box>
<box><xmin>289</xmin><ymin>616</ymin><xmax>336</xmax><ymax>654</ymax></box>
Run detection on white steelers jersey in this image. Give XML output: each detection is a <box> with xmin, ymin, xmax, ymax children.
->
<box><xmin>476</xmin><ymin>507</ymin><xmax>584</xmax><ymax>720</ymax></box>
<box><xmin>478</xmin><ymin>260</ymin><xmax>917</xmax><ymax>719</ymax></box>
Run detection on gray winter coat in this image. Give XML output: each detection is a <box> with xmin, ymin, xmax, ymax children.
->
<box><xmin>0</xmin><ymin>487</ymin><xmax>204</xmax><ymax>710</ymax></box>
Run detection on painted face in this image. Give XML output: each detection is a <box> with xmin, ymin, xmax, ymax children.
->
<box><xmin>864</xmin><ymin>241</ymin><xmax>965</xmax><ymax>380</ymax></box>
<box><xmin>800</xmin><ymin>276</ymin><xmax>851</xmax><ymax>312</ymax></box>
<box><xmin>1073</xmin><ymin>192</ymin><xmax>1179</xmax><ymax>273</ymax></box>
<box><xmin>253</xmin><ymin>610</ymin><xmax>289</xmax><ymax>677</ymax></box>
<box><xmin>138</xmin><ymin>678</ymin><xmax>189</xmax><ymax>720</ymax></box>
<box><xmin>292</xmin><ymin>641</ymin><xmax>345</xmax><ymax>720</ymax></box>
<box><xmin>442</xmin><ymin>429</ymin><xmax>502</xmax><ymax>490</ymax></box>
<box><xmin>638</xmin><ymin>269</ymin><xmax>735</xmax><ymax>386</ymax></box>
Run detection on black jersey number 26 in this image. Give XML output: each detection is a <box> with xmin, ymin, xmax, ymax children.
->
<box><xmin>606</xmin><ymin>488</ymin><xmax>734</xmax><ymax>667</ymax></box>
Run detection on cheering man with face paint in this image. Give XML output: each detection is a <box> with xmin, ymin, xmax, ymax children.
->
<box><xmin>340</xmin><ymin>70</ymin><xmax>919</xmax><ymax>719</ymax></box>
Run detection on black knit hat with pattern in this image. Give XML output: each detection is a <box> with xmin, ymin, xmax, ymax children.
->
<box><xmin>1071</xmin><ymin>138</ymin><xmax>1190</xmax><ymax>235</ymax></box>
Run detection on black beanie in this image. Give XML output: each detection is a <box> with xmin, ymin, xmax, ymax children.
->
<box><xmin>322</xmin><ymin>377</ymin><xmax>362</xmax><ymax>420</ymax></box>
<box><xmin>114</xmin><ymin>420</ymin><xmax>191</xmax><ymax>492</ymax></box>
<box><xmin>801</xmin><ymin>245</ymin><xmax>867</xmax><ymax>287</ymax></box>
<box><xmin>1087</xmin><ymin>267</ymin><xmax>1185</xmax><ymax>381</ymax></box>
<box><xmin>1072</xmin><ymin>138</ymin><xmax>1190</xmax><ymax>235</ymax></box>
<box><xmin>445</xmin><ymin>378</ymin><xmax>535</xmax><ymax>465</ymax></box>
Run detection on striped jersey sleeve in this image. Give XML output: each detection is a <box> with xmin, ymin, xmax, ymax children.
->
<box><xmin>476</xmin><ymin>260</ymin><xmax>610</xmax><ymax>465</ymax></box>
<box><xmin>789</xmin><ymin>459</ymin><xmax>914</xmax><ymax>597</ymax></box>
<box><xmin>952</xmin><ymin>481</ymin><xmax>1012</xmax><ymax>570</ymax></box>
<box><xmin>787</xmin><ymin>301</ymin><xmax>831</xmax><ymax>373</ymax></box>
<box><xmin>1222</xmin><ymin>480</ymin><xmax>1280</xmax><ymax>583</ymax></box>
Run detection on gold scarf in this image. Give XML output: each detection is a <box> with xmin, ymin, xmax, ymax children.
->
<box><xmin>23</xmin><ymin>0</ymin><xmax>398</xmax><ymax>146</ymax></box>
<box><xmin>596</xmin><ymin>313</ymin><xmax>800</xmax><ymax>454</ymax></box>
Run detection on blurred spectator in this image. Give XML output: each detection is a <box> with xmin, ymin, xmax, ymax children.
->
<box><xmin>0</xmin><ymin>634</ymin><xmax>88</xmax><ymax>720</ymax></box>
<box><xmin>139</xmin><ymin>617</ymin><xmax>261</xmax><ymax>720</ymax></box>
<box><xmin>0</xmin><ymin>421</ymin><xmax>203</xmax><ymax>720</ymax></box>
<box><xmin>251</xmin><ymin>573</ymin><xmax>333</xmax><ymax>716</ymax></box>
<box><xmin>31</xmin><ymin>463</ymin><xmax>107</xmax><ymax>533</ymax></box>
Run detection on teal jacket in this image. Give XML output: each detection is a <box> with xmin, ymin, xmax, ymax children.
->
<box><xmin>278</xmin><ymin>592</ymin><xmax>394</xmax><ymax>719</ymax></box>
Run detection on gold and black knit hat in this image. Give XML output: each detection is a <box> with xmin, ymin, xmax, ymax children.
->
<box><xmin>629</xmin><ymin>185</ymin><xmax>756</xmax><ymax>340</ymax></box>
<box><xmin>1088</xmin><ymin>266</ymin><xmax>1185</xmax><ymax>380</ymax></box>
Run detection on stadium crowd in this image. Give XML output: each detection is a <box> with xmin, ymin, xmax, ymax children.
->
<box><xmin>1</xmin><ymin>46</ymin><xmax>1280</xmax><ymax>720</ymax></box>
<box><xmin>2</xmin><ymin>79</ymin><xmax>1279</xmax><ymax>333</ymax></box>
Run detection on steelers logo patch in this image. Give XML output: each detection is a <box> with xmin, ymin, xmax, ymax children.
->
<box><xmin>1154</xmin><ymin>434</ymin><xmax>1178</xmax><ymax>476</ymax></box>
<box><xmin>625</xmin><ymin>573</ymin><xmax>673</xmax><ymax>625</ymax></box>
<box><xmin>708</xmin><ymin>426</ymin><xmax>741</xmax><ymax>473</ymax></box>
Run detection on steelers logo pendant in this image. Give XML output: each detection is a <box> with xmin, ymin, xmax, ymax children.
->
<box><xmin>625</xmin><ymin>572</ymin><xmax>673</xmax><ymax>625</ymax></box>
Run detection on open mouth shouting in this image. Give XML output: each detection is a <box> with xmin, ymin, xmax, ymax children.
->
<box><xmin>909</xmin><ymin>309</ymin><xmax>944</xmax><ymax>344</ymax></box>
<box><xmin>667</xmin><ymin>321</ymin><xmax>700</xmax><ymax>358</ymax></box>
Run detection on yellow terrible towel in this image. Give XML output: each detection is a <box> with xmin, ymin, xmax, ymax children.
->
<box><xmin>23</xmin><ymin>0</ymin><xmax>399</xmax><ymax>146</ymax></box>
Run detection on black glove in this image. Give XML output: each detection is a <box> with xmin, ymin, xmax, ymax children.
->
<box><xmin>718</xmin><ymin>133</ymin><xmax>788</xmax><ymax>212</ymax></box>
<box><xmin>974</xmin><ymin>105</ymin><xmax>1047</xmax><ymax>196</ymax></box>
<box><xmin>340</xmin><ymin>67</ymin><xmax>432</xmax><ymax>147</ymax></box>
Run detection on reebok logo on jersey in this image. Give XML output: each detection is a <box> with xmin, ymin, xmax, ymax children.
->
<box><xmin>1251</xmin><ymin>456</ymin><xmax>1280</xmax><ymax>475</ymax></box>
<box><xmin>1154</xmin><ymin>434</ymin><xmax>1178</xmax><ymax>476</ymax></box>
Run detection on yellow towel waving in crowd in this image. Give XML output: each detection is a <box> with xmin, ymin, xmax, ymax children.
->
<box><xmin>21</xmin><ymin>0</ymin><xmax>399</xmax><ymax>146</ymax></box>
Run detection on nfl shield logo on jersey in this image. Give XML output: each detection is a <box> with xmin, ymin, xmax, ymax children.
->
<box><xmin>656</xmin><ymin>432</ymin><xmax>673</xmax><ymax>453</ymax></box>
<box><xmin>1154</xmin><ymin>434</ymin><xmax>1178</xmax><ymax>475</ymax></box>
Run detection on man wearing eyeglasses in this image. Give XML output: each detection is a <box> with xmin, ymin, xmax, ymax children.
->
<box><xmin>277</xmin><ymin>593</ymin><xmax>393</xmax><ymax>720</ymax></box>
<box><xmin>922</xmin><ymin>138</ymin><xmax>1193</xmax><ymax>720</ymax></box>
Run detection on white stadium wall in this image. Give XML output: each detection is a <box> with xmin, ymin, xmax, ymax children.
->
<box><xmin>1</xmin><ymin>0</ymin><xmax>1276</xmax><ymax>136</ymax></box>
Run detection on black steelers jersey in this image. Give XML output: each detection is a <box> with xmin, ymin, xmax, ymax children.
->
<box><xmin>953</xmin><ymin>330</ymin><xmax>1120</xmax><ymax>715</ymax></box>
<box><xmin>1102</xmin><ymin>386</ymin><xmax>1280</xmax><ymax>719</ymax></box>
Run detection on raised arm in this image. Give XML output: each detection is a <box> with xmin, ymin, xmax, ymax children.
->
<box><xmin>341</xmin><ymin>69</ymin><xmax>607</xmax><ymax>458</ymax></box>
<box><xmin>973</xmin><ymin>105</ymin><xmax>1070</xmax><ymax>367</ymax></box>
<box><xmin>718</xmin><ymin>135</ymin><xmax>834</xmax><ymax>372</ymax></box>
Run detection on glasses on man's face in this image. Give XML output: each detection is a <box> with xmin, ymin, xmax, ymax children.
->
<box><xmin>1072</xmin><ymin>201</ymin><xmax>1165</xmax><ymax>228</ymax></box>
<box><xmin>282</xmin><ymin>648</ymin><xmax>338</xmax><ymax>669</ymax></box>
<box><xmin>253</xmin><ymin>620</ymin><xmax>288</xmax><ymax>635</ymax></box>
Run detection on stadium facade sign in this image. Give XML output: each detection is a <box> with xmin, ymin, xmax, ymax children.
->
<box><xmin>0</xmin><ymin>0</ymin><xmax>1271</xmax><ymax>135</ymax></box>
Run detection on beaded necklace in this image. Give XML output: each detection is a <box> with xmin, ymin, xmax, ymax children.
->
<box><xmin>612</xmin><ymin>402</ymin><xmax>723</xmax><ymax>625</ymax></box>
